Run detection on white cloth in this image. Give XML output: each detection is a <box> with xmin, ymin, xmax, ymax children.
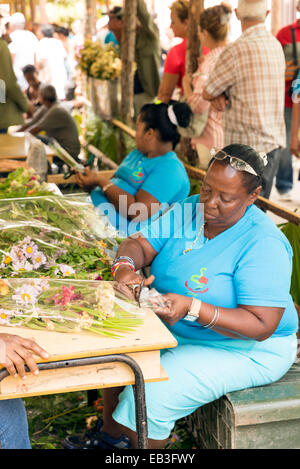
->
<box><xmin>9</xmin><ymin>30</ymin><xmax>39</xmax><ymax>90</ymax></box>
<box><xmin>36</xmin><ymin>37</ymin><xmax>68</xmax><ymax>100</ymax></box>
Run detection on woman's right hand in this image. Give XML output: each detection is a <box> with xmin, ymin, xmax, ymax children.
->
<box><xmin>114</xmin><ymin>265</ymin><xmax>155</xmax><ymax>301</ymax></box>
<box><xmin>0</xmin><ymin>333</ymin><xmax>50</xmax><ymax>379</ymax></box>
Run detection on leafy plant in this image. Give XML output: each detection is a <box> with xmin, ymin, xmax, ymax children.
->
<box><xmin>0</xmin><ymin>221</ymin><xmax>114</xmax><ymax>280</ymax></box>
<box><xmin>0</xmin><ymin>168</ymin><xmax>54</xmax><ymax>199</ymax></box>
<box><xmin>85</xmin><ymin>109</ymin><xmax>119</xmax><ymax>164</ymax></box>
<box><xmin>25</xmin><ymin>391</ymin><xmax>195</xmax><ymax>449</ymax></box>
<box><xmin>280</xmin><ymin>222</ymin><xmax>300</xmax><ymax>306</ymax></box>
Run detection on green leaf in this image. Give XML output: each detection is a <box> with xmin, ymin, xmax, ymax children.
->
<box><xmin>280</xmin><ymin>223</ymin><xmax>300</xmax><ymax>306</ymax></box>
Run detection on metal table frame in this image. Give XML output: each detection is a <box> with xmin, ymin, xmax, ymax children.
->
<box><xmin>0</xmin><ymin>354</ymin><xmax>148</xmax><ymax>449</ymax></box>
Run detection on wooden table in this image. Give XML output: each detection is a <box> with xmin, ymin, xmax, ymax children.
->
<box><xmin>0</xmin><ymin>309</ymin><xmax>177</xmax><ymax>448</ymax></box>
<box><xmin>0</xmin><ymin>133</ymin><xmax>55</xmax><ymax>162</ymax></box>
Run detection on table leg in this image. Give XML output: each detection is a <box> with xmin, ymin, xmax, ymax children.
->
<box><xmin>0</xmin><ymin>354</ymin><xmax>149</xmax><ymax>449</ymax></box>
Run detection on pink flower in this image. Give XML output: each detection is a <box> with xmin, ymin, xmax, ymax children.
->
<box><xmin>54</xmin><ymin>286</ymin><xmax>83</xmax><ymax>306</ymax></box>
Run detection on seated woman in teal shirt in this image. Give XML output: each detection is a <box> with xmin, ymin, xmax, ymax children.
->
<box><xmin>75</xmin><ymin>102</ymin><xmax>192</xmax><ymax>236</ymax></box>
<box><xmin>64</xmin><ymin>143</ymin><xmax>298</xmax><ymax>449</ymax></box>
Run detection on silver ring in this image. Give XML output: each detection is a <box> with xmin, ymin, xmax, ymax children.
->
<box><xmin>130</xmin><ymin>284</ymin><xmax>140</xmax><ymax>290</ymax></box>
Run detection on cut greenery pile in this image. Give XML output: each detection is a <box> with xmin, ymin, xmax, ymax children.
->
<box><xmin>280</xmin><ymin>222</ymin><xmax>300</xmax><ymax>306</ymax></box>
<box><xmin>0</xmin><ymin>220</ymin><xmax>113</xmax><ymax>280</ymax></box>
<box><xmin>0</xmin><ymin>168</ymin><xmax>54</xmax><ymax>199</ymax></box>
<box><xmin>0</xmin><ymin>194</ymin><xmax>120</xmax><ymax>246</ymax></box>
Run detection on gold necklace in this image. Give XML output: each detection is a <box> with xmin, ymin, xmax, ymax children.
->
<box><xmin>183</xmin><ymin>223</ymin><xmax>208</xmax><ymax>255</ymax></box>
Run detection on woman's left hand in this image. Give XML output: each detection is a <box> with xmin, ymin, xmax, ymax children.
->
<box><xmin>75</xmin><ymin>167</ymin><xmax>102</xmax><ymax>192</ymax></box>
<box><xmin>154</xmin><ymin>293</ymin><xmax>192</xmax><ymax>326</ymax></box>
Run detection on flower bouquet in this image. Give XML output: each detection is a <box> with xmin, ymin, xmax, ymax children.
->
<box><xmin>0</xmin><ymin>168</ymin><xmax>54</xmax><ymax>199</ymax></box>
<box><xmin>0</xmin><ymin>195</ymin><xmax>119</xmax><ymax>245</ymax></box>
<box><xmin>77</xmin><ymin>40</ymin><xmax>122</xmax><ymax>81</ymax></box>
<box><xmin>0</xmin><ymin>279</ymin><xmax>144</xmax><ymax>338</ymax></box>
<box><xmin>0</xmin><ymin>220</ymin><xmax>113</xmax><ymax>280</ymax></box>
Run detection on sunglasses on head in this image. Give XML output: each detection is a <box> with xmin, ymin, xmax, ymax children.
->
<box><xmin>210</xmin><ymin>149</ymin><xmax>258</xmax><ymax>176</ymax></box>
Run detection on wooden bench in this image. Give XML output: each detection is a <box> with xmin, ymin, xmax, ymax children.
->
<box><xmin>186</xmin><ymin>361</ymin><xmax>300</xmax><ymax>449</ymax></box>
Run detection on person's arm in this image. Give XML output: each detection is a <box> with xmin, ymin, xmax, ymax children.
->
<box><xmin>0</xmin><ymin>41</ymin><xmax>29</xmax><ymax>113</ymax></box>
<box><xmin>203</xmin><ymin>46</ymin><xmax>235</xmax><ymax>109</ymax></box>
<box><xmin>113</xmin><ymin>236</ymin><xmax>158</xmax><ymax>300</ymax></box>
<box><xmin>0</xmin><ymin>159</ymin><xmax>29</xmax><ymax>172</ymax></box>
<box><xmin>157</xmin><ymin>73</ymin><xmax>180</xmax><ymax>104</ymax></box>
<box><xmin>18</xmin><ymin>107</ymin><xmax>47</xmax><ymax>132</ymax></box>
<box><xmin>290</xmin><ymin>101</ymin><xmax>300</xmax><ymax>157</ymax></box>
<box><xmin>27</xmin><ymin>125</ymin><xmax>42</xmax><ymax>136</ymax></box>
<box><xmin>75</xmin><ymin>168</ymin><xmax>161</xmax><ymax>221</ymax></box>
<box><xmin>114</xmin><ymin>240</ymin><xmax>283</xmax><ymax>341</ymax></box>
<box><xmin>183</xmin><ymin>65</ymin><xmax>211</xmax><ymax>114</ymax></box>
<box><xmin>155</xmin><ymin>237</ymin><xmax>292</xmax><ymax>341</ymax></box>
<box><xmin>136</xmin><ymin>0</ymin><xmax>157</xmax><ymax>37</ymax></box>
<box><xmin>155</xmin><ymin>293</ymin><xmax>283</xmax><ymax>341</ymax></box>
<box><xmin>0</xmin><ymin>333</ymin><xmax>50</xmax><ymax>379</ymax></box>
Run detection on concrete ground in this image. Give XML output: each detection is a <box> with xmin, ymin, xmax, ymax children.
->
<box><xmin>268</xmin><ymin>156</ymin><xmax>300</xmax><ymax>225</ymax></box>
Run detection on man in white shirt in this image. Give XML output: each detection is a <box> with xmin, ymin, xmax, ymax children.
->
<box><xmin>8</xmin><ymin>13</ymin><xmax>39</xmax><ymax>91</ymax></box>
<box><xmin>36</xmin><ymin>24</ymin><xmax>68</xmax><ymax>100</ymax></box>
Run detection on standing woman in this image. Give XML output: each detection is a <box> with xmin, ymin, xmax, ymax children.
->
<box><xmin>157</xmin><ymin>0</ymin><xmax>189</xmax><ymax>103</ymax></box>
<box><xmin>182</xmin><ymin>3</ymin><xmax>232</xmax><ymax>169</ymax></box>
<box><xmin>75</xmin><ymin>101</ymin><xmax>192</xmax><ymax>236</ymax></box>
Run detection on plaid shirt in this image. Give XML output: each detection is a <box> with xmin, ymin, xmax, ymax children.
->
<box><xmin>204</xmin><ymin>24</ymin><xmax>286</xmax><ymax>153</ymax></box>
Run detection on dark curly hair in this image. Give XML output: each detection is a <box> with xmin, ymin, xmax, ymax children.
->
<box><xmin>139</xmin><ymin>101</ymin><xmax>193</xmax><ymax>150</ymax></box>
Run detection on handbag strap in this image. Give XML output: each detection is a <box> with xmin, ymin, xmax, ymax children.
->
<box><xmin>291</xmin><ymin>27</ymin><xmax>298</xmax><ymax>66</ymax></box>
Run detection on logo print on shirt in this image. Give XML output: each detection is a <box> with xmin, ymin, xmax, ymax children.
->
<box><xmin>129</xmin><ymin>165</ymin><xmax>145</xmax><ymax>184</ymax></box>
<box><xmin>185</xmin><ymin>267</ymin><xmax>209</xmax><ymax>296</ymax></box>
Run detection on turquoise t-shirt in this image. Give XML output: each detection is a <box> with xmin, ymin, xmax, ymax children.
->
<box><xmin>90</xmin><ymin>149</ymin><xmax>190</xmax><ymax>236</ymax></box>
<box><xmin>291</xmin><ymin>69</ymin><xmax>300</xmax><ymax>96</ymax></box>
<box><xmin>104</xmin><ymin>31</ymin><xmax>120</xmax><ymax>49</ymax></box>
<box><xmin>139</xmin><ymin>195</ymin><xmax>298</xmax><ymax>341</ymax></box>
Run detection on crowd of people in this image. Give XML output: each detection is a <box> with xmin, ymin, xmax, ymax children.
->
<box><xmin>1</xmin><ymin>1</ymin><xmax>300</xmax><ymax>192</ymax></box>
<box><xmin>0</xmin><ymin>0</ymin><xmax>299</xmax><ymax>451</ymax></box>
<box><xmin>0</xmin><ymin>11</ymin><xmax>82</xmax><ymax>174</ymax></box>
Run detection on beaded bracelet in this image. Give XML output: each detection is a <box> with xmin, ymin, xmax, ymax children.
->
<box><xmin>114</xmin><ymin>256</ymin><xmax>135</xmax><ymax>267</ymax></box>
<box><xmin>111</xmin><ymin>261</ymin><xmax>136</xmax><ymax>278</ymax></box>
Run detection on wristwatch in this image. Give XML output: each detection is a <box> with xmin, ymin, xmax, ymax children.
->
<box><xmin>184</xmin><ymin>298</ymin><xmax>202</xmax><ymax>322</ymax></box>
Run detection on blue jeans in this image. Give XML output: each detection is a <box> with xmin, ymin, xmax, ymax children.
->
<box><xmin>275</xmin><ymin>107</ymin><xmax>294</xmax><ymax>194</ymax></box>
<box><xmin>260</xmin><ymin>147</ymin><xmax>282</xmax><ymax>199</ymax></box>
<box><xmin>0</xmin><ymin>129</ymin><xmax>7</xmax><ymax>134</ymax></box>
<box><xmin>0</xmin><ymin>399</ymin><xmax>31</xmax><ymax>449</ymax></box>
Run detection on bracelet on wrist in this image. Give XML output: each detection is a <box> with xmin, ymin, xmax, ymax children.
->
<box><xmin>114</xmin><ymin>256</ymin><xmax>135</xmax><ymax>267</ymax></box>
<box><xmin>102</xmin><ymin>182</ymin><xmax>114</xmax><ymax>193</ymax></box>
<box><xmin>111</xmin><ymin>261</ymin><xmax>136</xmax><ymax>279</ymax></box>
<box><xmin>203</xmin><ymin>305</ymin><xmax>220</xmax><ymax>329</ymax></box>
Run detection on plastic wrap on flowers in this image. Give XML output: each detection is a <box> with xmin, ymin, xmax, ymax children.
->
<box><xmin>0</xmin><ymin>220</ymin><xmax>113</xmax><ymax>280</ymax></box>
<box><xmin>0</xmin><ymin>168</ymin><xmax>54</xmax><ymax>199</ymax></box>
<box><xmin>0</xmin><ymin>279</ymin><xmax>144</xmax><ymax>338</ymax></box>
<box><xmin>0</xmin><ymin>195</ymin><xmax>120</xmax><ymax>245</ymax></box>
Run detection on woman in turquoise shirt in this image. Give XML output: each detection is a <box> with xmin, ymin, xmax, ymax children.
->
<box><xmin>64</xmin><ymin>143</ymin><xmax>298</xmax><ymax>449</ymax></box>
<box><xmin>76</xmin><ymin>101</ymin><xmax>192</xmax><ymax>236</ymax></box>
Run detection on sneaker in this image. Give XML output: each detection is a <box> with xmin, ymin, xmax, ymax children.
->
<box><xmin>278</xmin><ymin>190</ymin><xmax>293</xmax><ymax>202</ymax></box>
<box><xmin>62</xmin><ymin>419</ymin><xmax>131</xmax><ymax>450</ymax></box>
